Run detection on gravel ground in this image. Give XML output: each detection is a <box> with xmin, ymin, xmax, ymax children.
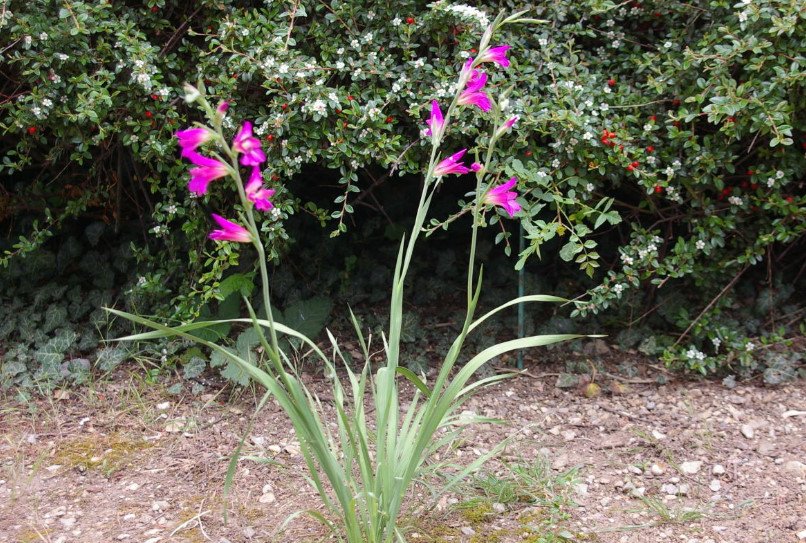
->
<box><xmin>1</xmin><ymin>354</ymin><xmax>804</xmax><ymax>543</ymax></box>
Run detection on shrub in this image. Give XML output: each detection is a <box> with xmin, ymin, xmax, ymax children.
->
<box><xmin>2</xmin><ymin>1</ymin><xmax>804</xmax><ymax>378</ymax></box>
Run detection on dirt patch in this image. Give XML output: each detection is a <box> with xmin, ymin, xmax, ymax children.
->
<box><xmin>1</xmin><ymin>358</ymin><xmax>804</xmax><ymax>543</ymax></box>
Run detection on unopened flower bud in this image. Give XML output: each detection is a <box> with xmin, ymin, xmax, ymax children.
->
<box><xmin>183</xmin><ymin>83</ymin><xmax>201</xmax><ymax>103</ymax></box>
<box><xmin>471</xmin><ymin>162</ymin><xmax>483</xmax><ymax>172</ymax></box>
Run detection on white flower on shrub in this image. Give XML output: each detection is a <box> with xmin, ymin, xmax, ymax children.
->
<box><xmin>686</xmin><ymin>347</ymin><xmax>705</xmax><ymax>361</ymax></box>
<box><xmin>728</xmin><ymin>195</ymin><xmax>743</xmax><ymax>206</ymax></box>
<box><xmin>695</xmin><ymin>239</ymin><xmax>706</xmax><ymax>250</ymax></box>
<box><xmin>776</xmin><ymin>170</ymin><xmax>784</xmax><ymax>179</ymax></box>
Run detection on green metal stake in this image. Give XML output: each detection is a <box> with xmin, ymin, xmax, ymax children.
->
<box><xmin>517</xmin><ymin>221</ymin><xmax>525</xmax><ymax>370</ymax></box>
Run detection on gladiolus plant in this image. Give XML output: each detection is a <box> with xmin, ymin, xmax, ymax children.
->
<box><xmin>107</xmin><ymin>11</ymin><xmax>583</xmax><ymax>543</ymax></box>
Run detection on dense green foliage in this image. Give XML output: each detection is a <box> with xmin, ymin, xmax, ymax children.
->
<box><xmin>1</xmin><ymin>0</ymin><xmax>804</xmax><ymax>386</ymax></box>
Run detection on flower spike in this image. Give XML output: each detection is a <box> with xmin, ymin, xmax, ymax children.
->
<box><xmin>176</xmin><ymin>127</ymin><xmax>212</xmax><ymax>158</ymax></box>
<box><xmin>434</xmin><ymin>149</ymin><xmax>471</xmax><ymax>177</ymax></box>
<box><xmin>245</xmin><ymin>167</ymin><xmax>276</xmax><ymax>211</ymax></box>
<box><xmin>458</xmin><ymin>70</ymin><xmax>492</xmax><ymax>112</ymax></box>
<box><xmin>233</xmin><ymin>121</ymin><xmax>266</xmax><ymax>166</ymax></box>
<box><xmin>476</xmin><ymin>45</ymin><xmax>512</xmax><ymax>68</ymax></box>
<box><xmin>208</xmin><ymin>214</ymin><xmax>252</xmax><ymax>243</ymax></box>
<box><xmin>484</xmin><ymin>177</ymin><xmax>521</xmax><ymax>217</ymax></box>
<box><xmin>186</xmin><ymin>153</ymin><xmax>229</xmax><ymax>195</ymax></box>
<box><xmin>425</xmin><ymin>100</ymin><xmax>445</xmax><ymax>141</ymax></box>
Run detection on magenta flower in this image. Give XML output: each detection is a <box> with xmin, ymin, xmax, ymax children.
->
<box><xmin>433</xmin><ymin>149</ymin><xmax>471</xmax><ymax>177</ymax></box>
<box><xmin>176</xmin><ymin>127</ymin><xmax>212</xmax><ymax>158</ymax></box>
<box><xmin>425</xmin><ymin>100</ymin><xmax>445</xmax><ymax>140</ymax></box>
<box><xmin>470</xmin><ymin>162</ymin><xmax>483</xmax><ymax>172</ymax></box>
<box><xmin>458</xmin><ymin>70</ymin><xmax>491</xmax><ymax>112</ymax></box>
<box><xmin>476</xmin><ymin>45</ymin><xmax>511</xmax><ymax>68</ymax></box>
<box><xmin>245</xmin><ymin>167</ymin><xmax>276</xmax><ymax>211</ymax></box>
<box><xmin>232</xmin><ymin>121</ymin><xmax>266</xmax><ymax>166</ymax></box>
<box><xmin>216</xmin><ymin>101</ymin><xmax>229</xmax><ymax>115</ymax></box>
<box><xmin>187</xmin><ymin>153</ymin><xmax>229</xmax><ymax>195</ymax></box>
<box><xmin>484</xmin><ymin>177</ymin><xmax>521</xmax><ymax>217</ymax></box>
<box><xmin>495</xmin><ymin>115</ymin><xmax>519</xmax><ymax>138</ymax></box>
<box><xmin>208</xmin><ymin>214</ymin><xmax>252</xmax><ymax>243</ymax></box>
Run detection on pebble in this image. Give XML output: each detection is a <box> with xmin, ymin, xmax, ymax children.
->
<box><xmin>712</xmin><ymin>464</ymin><xmax>726</xmax><ymax>475</ymax></box>
<box><xmin>259</xmin><ymin>492</ymin><xmax>276</xmax><ymax>504</ymax></box>
<box><xmin>267</xmin><ymin>445</ymin><xmax>282</xmax><ymax>454</ymax></box>
<box><xmin>460</xmin><ymin>526</ymin><xmax>476</xmax><ymax>536</ymax></box>
<box><xmin>243</xmin><ymin>526</ymin><xmax>256</xmax><ymax>538</ymax></box>
<box><xmin>678</xmin><ymin>483</ymin><xmax>690</xmax><ymax>495</ymax></box>
<box><xmin>758</xmin><ymin>441</ymin><xmax>776</xmax><ymax>456</ymax></box>
<box><xmin>783</xmin><ymin>461</ymin><xmax>806</xmax><ymax>477</ymax></box>
<box><xmin>492</xmin><ymin>502</ymin><xmax>506</xmax><ymax>513</ymax></box>
<box><xmin>661</xmin><ymin>483</ymin><xmax>678</xmax><ymax>495</ymax></box>
<box><xmin>740</xmin><ymin>424</ymin><xmax>755</xmax><ymax>439</ymax></box>
<box><xmin>561</xmin><ymin>430</ymin><xmax>577</xmax><ymax>441</ymax></box>
<box><xmin>574</xmin><ymin>483</ymin><xmax>589</xmax><ymax>495</ymax></box>
<box><xmin>709</xmin><ymin>480</ymin><xmax>721</xmax><ymax>492</ymax></box>
<box><xmin>681</xmin><ymin>461</ymin><xmax>702</xmax><ymax>475</ymax></box>
<box><xmin>650</xmin><ymin>464</ymin><xmax>665</xmax><ymax>476</ymax></box>
<box><xmin>797</xmin><ymin>529</ymin><xmax>806</xmax><ymax>540</ymax></box>
<box><xmin>156</xmin><ymin>402</ymin><xmax>170</xmax><ymax>410</ymax></box>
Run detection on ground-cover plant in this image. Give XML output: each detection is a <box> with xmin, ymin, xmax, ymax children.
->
<box><xmin>107</xmin><ymin>13</ymin><xmax>586</xmax><ymax>542</ymax></box>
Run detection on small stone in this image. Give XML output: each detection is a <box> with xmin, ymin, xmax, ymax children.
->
<box><xmin>650</xmin><ymin>464</ymin><xmax>665</xmax><ymax>476</ymax></box>
<box><xmin>126</xmin><ymin>483</ymin><xmax>140</xmax><ymax>491</ymax></box>
<box><xmin>460</xmin><ymin>526</ymin><xmax>476</xmax><ymax>536</ymax></box>
<box><xmin>552</xmin><ymin>454</ymin><xmax>569</xmax><ymax>470</ymax></box>
<box><xmin>116</xmin><ymin>534</ymin><xmax>131</xmax><ymax>541</ymax></box>
<box><xmin>492</xmin><ymin>502</ymin><xmax>506</xmax><ymax>513</ymax></box>
<box><xmin>243</xmin><ymin>526</ymin><xmax>256</xmax><ymax>538</ymax></box>
<box><xmin>709</xmin><ymin>480</ymin><xmax>721</xmax><ymax>492</ymax></box>
<box><xmin>740</xmin><ymin>424</ymin><xmax>755</xmax><ymax>439</ymax></box>
<box><xmin>561</xmin><ymin>430</ymin><xmax>577</xmax><ymax>441</ymax></box>
<box><xmin>628</xmin><ymin>465</ymin><xmax>642</xmax><ymax>475</ymax></box>
<box><xmin>630</xmin><ymin>486</ymin><xmax>646</xmax><ymax>497</ymax></box>
<box><xmin>758</xmin><ymin>441</ymin><xmax>776</xmax><ymax>456</ymax></box>
<box><xmin>259</xmin><ymin>492</ymin><xmax>276</xmax><ymax>504</ymax></box>
<box><xmin>712</xmin><ymin>464</ymin><xmax>726</xmax><ymax>475</ymax></box>
<box><xmin>783</xmin><ymin>461</ymin><xmax>806</xmax><ymax>477</ymax></box>
<box><xmin>574</xmin><ymin>483</ymin><xmax>589</xmax><ymax>495</ymax></box>
<box><xmin>145</xmin><ymin>538</ymin><xmax>161</xmax><ymax>543</ymax></box>
<box><xmin>678</xmin><ymin>483</ymin><xmax>690</xmax><ymax>495</ymax></box>
<box><xmin>680</xmin><ymin>461</ymin><xmax>702</xmax><ymax>475</ymax></box>
<box><xmin>123</xmin><ymin>513</ymin><xmax>136</xmax><ymax>521</ymax></box>
<box><xmin>797</xmin><ymin>529</ymin><xmax>806</xmax><ymax>540</ymax></box>
<box><xmin>156</xmin><ymin>402</ymin><xmax>170</xmax><ymax>410</ymax></box>
<box><xmin>151</xmin><ymin>501</ymin><xmax>169</xmax><ymax>511</ymax></box>
<box><xmin>661</xmin><ymin>483</ymin><xmax>678</xmax><ymax>495</ymax></box>
<box><xmin>651</xmin><ymin>429</ymin><xmax>667</xmax><ymax>440</ymax></box>
<box><xmin>267</xmin><ymin>445</ymin><xmax>282</xmax><ymax>454</ymax></box>
<box><xmin>284</xmin><ymin>443</ymin><xmax>300</xmax><ymax>456</ymax></box>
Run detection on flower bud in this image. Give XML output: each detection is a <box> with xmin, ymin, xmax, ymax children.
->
<box><xmin>183</xmin><ymin>83</ymin><xmax>201</xmax><ymax>103</ymax></box>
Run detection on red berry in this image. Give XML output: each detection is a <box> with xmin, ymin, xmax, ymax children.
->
<box><xmin>145</xmin><ymin>111</ymin><xmax>153</xmax><ymax>118</ymax></box>
<box><xmin>525</xmin><ymin>150</ymin><xmax>533</xmax><ymax>157</ymax></box>
<box><xmin>627</xmin><ymin>165</ymin><xmax>635</xmax><ymax>172</ymax></box>
<box><xmin>786</xmin><ymin>196</ymin><xmax>794</xmax><ymax>203</ymax></box>
<box><xmin>470</xmin><ymin>48</ymin><xmax>477</xmax><ymax>53</ymax></box>
<box><xmin>751</xmin><ymin>183</ymin><xmax>758</xmax><ymax>190</ymax></box>
<box><xmin>347</xmin><ymin>95</ymin><xmax>354</xmax><ymax>101</ymax></box>
<box><xmin>607</xmin><ymin>79</ymin><xmax>616</xmax><ymax>87</ymax></box>
<box><xmin>631</xmin><ymin>161</ymin><xmax>639</xmax><ymax>167</ymax></box>
<box><xmin>281</xmin><ymin>103</ymin><xmax>288</xmax><ymax>110</ymax></box>
<box><xmin>646</xmin><ymin>145</ymin><xmax>655</xmax><ymax>153</ymax></box>
<box><xmin>649</xmin><ymin>115</ymin><xmax>657</xmax><ymax>121</ymax></box>
<box><xmin>151</xmin><ymin>94</ymin><xmax>159</xmax><ymax>100</ymax></box>
<box><xmin>722</xmin><ymin>188</ymin><xmax>731</xmax><ymax>196</ymax></box>
<box><xmin>672</xmin><ymin>98</ymin><xmax>681</xmax><ymax>107</ymax></box>
<box><xmin>726</xmin><ymin>116</ymin><xmax>736</xmax><ymax>123</ymax></box>
<box><xmin>654</xmin><ymin>185</ymin><xmax>663</xmax><ymax>193</ymax></box>
<box><xmin>406</xmin><ymin>17</ymin><xmax>415</xmax><ymax>24</ymax></box>
<box><xmin>151</xmin><ymin>6</ymin><xmax>158</xmax><ymax>13</ymax></box>
<box><xmin>266</xmin><ymin>134</ymin><xmax>274</xmax><ymax>142</ymax></box>
<box><xmin>27</xmin><ymin>126</ymin><xmax>37</xmax><ymax>135</ymax></box>
<box><xmin>385</xmin><ymin>116</ymin><xmax>394</xmax><ymax>123</ymax></box>
<box><xmin>673</xmin><ymin>121</ymin><xmax>681</xmax><ymax>127</ymax></box>
<box><xmin>619</xmin><ymin>144</ymin><xmax>624</xmax><ymax>151</ymax></box>
<box><xmin>746</xmin><ymin>169</ymin><xmax>754</xmax><ymax>175</ymax></box>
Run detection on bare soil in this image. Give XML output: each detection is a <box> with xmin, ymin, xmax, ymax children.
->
<box><xmin>1</xmin><ymin>353</ymin><xmax>804</xmax><ymax>543</ymax></box>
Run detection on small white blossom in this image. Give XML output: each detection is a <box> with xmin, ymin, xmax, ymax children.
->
<box><xmin>166</xmin><ymin>204</ymin><xmax>177</xmax><ymax>214</ymax></box>
<box><xmin>665</xmin><ymin>166</ymin><xmax>675</xmax><ymax>177</ymax></box>
<box><xmin>335</xmin><ymin>60</ymin><xmax>345</xmax><ymax>70</ymax></box>
<box><xmin>695</xmin><ymin>239</ymin><xmax>706</xmax><ymax>250</ymax></box>
<box><xmin>366</xmin><ymin>11</ymin><xmax>375</xmax><ymax>20</ymax></box>
<box><xmin>686</xmin><ymin>347</ymin><xmax>706</xmax><ymax>361</ymax></box>
<box><xmin>278</xmin><ymin>63</ymin><xmax>289</xmax><ymax>74</ymax></box>
<box><xmin>647</xmin><ymin>156</ymin><xmax>656</xmax><ymax>165</ymax></box>
<box><xmin>745</xmin><ymin>342</ymin><xmax>755</xmax><ymax>352</ymax></box>
<box><xmin>41</xmin><ymin>98</ymin><xmax>53</xmax><ymax>108</ymax></box>
<box><xmin>712</xmin><ymin>337</ymin><xmax>721</xmax><ymax>349</ymax></box>
<box><xmin>552</xmin><ymin>159</ymin><xmax>561</xmax><ymax>168</ymax></box>
<box><xmin>350</xmin><ymin>39</ymin><xmax>360</xmax><ymax>49</ymax></box>
<box><xmin>392</xmin><ymin>17</ymin><xmax>402</xmax><ymax>26</ymax></box>
<box><xmin>604</xmin><ymin>86</ymin><xmax>611</xmax><ymax>94</ymax></box>
<box><xmin>39</xmin><ymin>32</ymin><xmax>49</xmax><ymax>41</ymax></box>
<box><xmin>738</xmin><ymin>11</ymin><xmax>748</xmax><ymax>23</ymax></box>
<box><xmin>538</xmin><ymin>38</ymin><xmax>548</xmax><ymax>47</ymax></box>
<box><xmin>643</xmin><ymin>123</ymin><xmax>653</xmax><ymax>131</ymax></box>
<box><xmin>23</xmin><ymin>35</ymin><xmax>32</xmax><ymax>48</ymax></box>
<box><xmin>137</xmin><ymin>276</ymin><xmax>147</xmax><ymax>287</ymax></box>
<box><xmin>586</xmin><ymin>183</ymin><xmax>594</xmax><ymax>192</ymax></box>
<box><xmin>766</xmin><ymin>177</ymin><xmax>775</xmax><ymax>188</ymax></box>
<box><xmin>310</xmin><ymin>99</ymin><xmax>327</xmax><ymax>114</ymax></box>
<box><xmin>728</xmin><ymin>195</ymin><xmax>743</xmax><ymax>206</ymax></box>
<box><xmin>56</xmin><ymin>53</ymin><xmax>69</xmax><ymax>61</ymax></box>
<box><xmin>775</xmin><ymin>170</ymin><xmax>784</xmax><ymax>179</ymax></box>
<box><xmin>613</xmin><ymin>283</ymin><xmax>625</xmax><ymax>294</ymax></box>
<box><xmin>600</xmin><ymin>103</ymin><xmax>609</xmax><ymax>111</ymax></box>
<box><xmin>582</xmin><ymin>132</ymin><xmax>593</xmax><ymax>141</ymax></box>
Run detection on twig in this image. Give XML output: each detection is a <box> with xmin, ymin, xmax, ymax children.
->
<box><xmin>673</xmin><ymin>265</ymin><xmax>749</xmax><ymax>347</ymax></box>
<box><xmin>603</xmin><ymin>372</ymin><xmax>656</xmax><ymax>384</ymax></box>
<box><xmin>169</xmin><ymin>503</ymin><xmax>211</xmax><ymax>538</ymax></box>
<box><xmin>597</xmin><ymin>405</ymin><xmax>640</xmax><ymax>421</ymax></box>
<box><xmin>493</xmin><ymin>368</ymin><xmax>560</xmax><ymax>380</ymax></box>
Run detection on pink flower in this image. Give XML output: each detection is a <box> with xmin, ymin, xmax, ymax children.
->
<box><xmin>232</xmin><ymin>121</ymin><xmax>266</xmax><ymax>166</ymax></box>
<box><xmin>176</xmin><ymin>127</ymin><xmax>212</xmax><ymax>158</ymax></box>
<box><xmin>484</xmin><ymin>177</ymin><xmax>521</xmax><ymax>217</ymax></box>
<box><xmin>470</xmin><ymin>162</ymin><xmax>483</xmax><ymax>172</ymax></box>
<box><xmin>245</xmin><ymin>168</ymin><xmax>276</xmax><ymax>211</ymax></box>
<box><xmin>216</xmin><ymin>101</ymin><xmax>229</xmax><ymax>115</ymax></box>
<box><xmin>434</xmin><ymin>149</ymin><xmax>471</xmax><ymax>177</ymax></box>
<box><xmin>187</xmin><ymin>153</ymin><xmax>229</xmax><ymax>195</ymax></box>
<box><xmin>495</xmin><ymin>115</ymin><xmax>519</xmax><ymax>138</ymax></box>
<box><xmin>476</xmin><ymin>45</ymin><xmax>511</xmax><ymax>68</ymax></box>
<box><xmin>457</xmin><ymin>70</ymin><xmax>491</xmax><ymax>112</ymax></box>
<box><xmin>208</xmin><ymin>214</ymin><xmax>252</xmax><ymax>243</ymax></box>
<box><xmin>425</xmin><ymin>100</ymin><xmax>445</xmax><ymax>140</ymax></box>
